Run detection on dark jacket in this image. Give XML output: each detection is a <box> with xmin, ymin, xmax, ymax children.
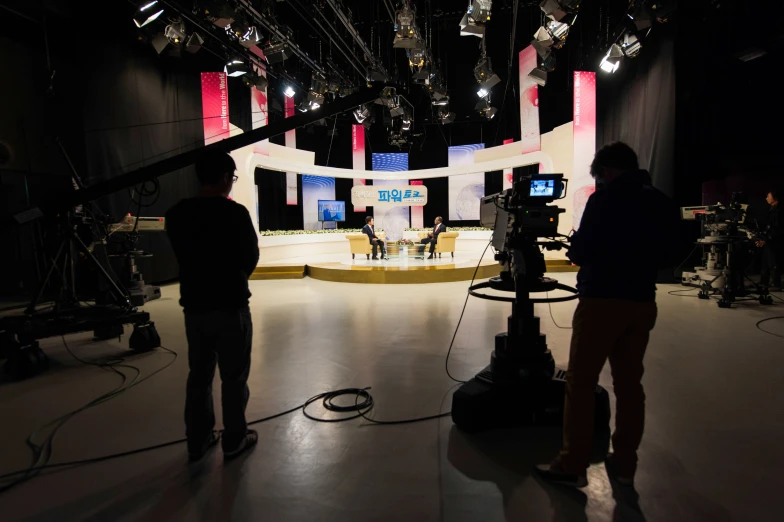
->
<box><xmin>763</xmin><ymin>204</ymin><xmax>782</xmax><ymax>252</ymax></box>
<box><xmin>362</xmin><ymin>223</ymin><xmax>380</xmax><ymax>242</ymax></box>
<box><xmin>568</xmin><ymin>170</ymin><xmax>677</xmax><ymax>302</ymax></box>
<box><xmin>166</xmin><ymin>196</ymin><xmax>259</xmax><ymax>312</ymax></box>
<box><xmin>431</xmin><ymin>223</ymin><xmax>446</xmax><ymax>241</ymax></box>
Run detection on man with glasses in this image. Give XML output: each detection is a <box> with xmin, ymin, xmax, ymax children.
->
<box><xmin>166</xmin><ymin>149</ymin><xmax>259</xmax><ymax>462</ymax></box>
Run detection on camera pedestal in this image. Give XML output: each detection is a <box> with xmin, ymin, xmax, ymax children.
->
<box><xmin>451</xmin><ymin>275</ymin><xmax>611</xmax><ymax>434</ymax></box>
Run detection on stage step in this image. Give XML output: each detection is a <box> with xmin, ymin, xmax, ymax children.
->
<box><xmin>545</xmin><ymin>259</ymin><xmax>579</xmax><ymax>273</ymax></box>
<box><xmin>251</xmin><ymin>265</ymin><xmax>306</xmax><ymax>280</ymax></box>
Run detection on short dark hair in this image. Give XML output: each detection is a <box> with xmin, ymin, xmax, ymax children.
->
<box><xmin>590</xmin><ymin>142</ymin><xmax>639</xmax><ymax>178</ymax></box>
<box><xmin>435</xmin><ymin>216</ymin><xmax>442</xmax><ymax>223</ymax></box>
<box><xmin>365</xmin><ymin>216</ymin><xmax>373</xmax><ymax>224</ymax></box>
<box><xmin>195</xmin><ymin>149</ymin><xmax>236</xmax><ymax>185</ymax></box>
<box><xmin>769</xmin><ymin>188</ymin><xmax>780</xmax><ymax>201</ymax></box>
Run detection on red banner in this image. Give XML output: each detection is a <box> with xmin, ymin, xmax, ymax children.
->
<box><xmin>352</xmin><ymin>125</ymin><xmax>366</xmax><ymax>212</ymax></box>
<box><xmin>572</xmin><ymin>71</ymin><xmax>597</xmax><ymax>230</ymax></box>
<box><xmin>518</xmin><ymin>46</ymin><xmax>541</xmax><ymax>156</ymax></box>
<box><xmin>201</xmin><ymin>72</ymin><xmax>229</xmax><ymax>145</ymax></box>
<box><xmin>410</xmin><ymin>180</ymin><xmax>423</xmax><ymax>228</ymax></box>
<box><xmin>250</xmin><ymin>65</ymin><xmax>268</xmax><ymax>156</ymax></box>
<box><xmin>285</xmin><ymin>96</ymin><xmax>297</xmax><ymax>205</ymax></box>
<box><xmin>503</xmin><ymin>138</ymin><xmax>514</xmax><ymax>189</ymax></box>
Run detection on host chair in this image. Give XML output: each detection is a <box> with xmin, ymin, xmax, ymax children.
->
<box><xmin>416</xmin><ymin>231</ymin><xmax>459</xmax><ymax>258</ymax></box>
<box><xmin>346</xmin><ymin>233</ymin><xmax>387</xmax><ymax>259</ymax></box>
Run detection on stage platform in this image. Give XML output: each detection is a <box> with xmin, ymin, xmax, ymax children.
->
<box><xmin>251</xmin><ymin>253</ymin><xmax>576</xmax><ymax>284</ymax></box>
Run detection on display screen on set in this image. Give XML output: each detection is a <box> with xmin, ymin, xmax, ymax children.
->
<box><xmin>530</xmin><ymin>179</ymin><xmax>555</xmax><ymax>197</ymax></box>
<box><xmin>318</xmin><ymin>200</ymin><xmax>346</xmax><ymax>222</ymax></box>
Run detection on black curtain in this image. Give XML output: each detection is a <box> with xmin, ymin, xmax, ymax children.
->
<box><xmin>82</xmin><ymin>43</ymin><xmax>210</xmax><ymax>284</ymax></box>
<box><xmin>255</xmin><ymin>168</ymin><xmax>303</xmax><ymax>230</ymax></box>
<box><xmin>596</xmin><ymin>38</ymin><xmax>677</xmax><ymax>198</ymax></box>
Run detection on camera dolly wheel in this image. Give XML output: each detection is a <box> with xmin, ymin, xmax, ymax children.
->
<box><xmin>717</xmin><ymin>299</ymin><xmax>732</xmax><ymax>309</ymax></box>
<box><xmin>698</xmin><ymin>291</ymin><xmax>711</xmax><ymax>300</ymax></box>
<box><xmin>759</xmin><ymin>295</ymin><xmax>774</xmax><ymax>305</ymax></box>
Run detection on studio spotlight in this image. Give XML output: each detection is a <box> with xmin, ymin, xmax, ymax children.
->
<box><xmin>283</xmin><ymin>85</ymin><xmax>296</xmax><ymax>98</ymax></box>
<box><xmin>151</xmin><ymin>32</ymin><xmax>169</xmax><ymax>54</ymax></box>
<box><xmin>242</xmin><ymin>73</ymin><xmax>267</xmax><ymax>91</ymax></box>
<box><xmin>629</xmin><ymin>5</ymin><xmax>653</xmax><ymax>31</ymax></box>
<box><xmin>546</xmin><ymin>20</ymin><xmax>570</xmax><ymax>47</ymax></box>
<box><xmin>185</xmin><ymin>32</ymin><xmax>204</xmax><ymax>53</ymax></box>
<box><xmin>224</xmin><ymin>58</ymin><xmax>249</xmax><ymax>77</ymax></box>
<box><xmin>476</xmin><ymin>98</ymin><xmax>497</xmax><ymax>120</ymax></box>
<box><xmin>133</xmin><ymin>1</ymin><xmax>164</xmax><ymax>28</ymax></box>
<box><xmin>460</xmin><ymin>0</ymin><xmax>493</xmax><ymax>38</ymax></box>
<box><xmin>354</xmin><ymin>105</ymin><xmax>371</xmax><ymax>124</ymax></box>
<box><xmin>474</xmin><ymin>56</ymin><xmax>501</xmax><ymax>92</ymax></box>
<box><xmin>529</xmin><ymin>68</ymin><xmax>547</xmax><ymax>86</ymax></box>
<box><xmin>477</xmin><ymin>88</ymin><xmax>489</xmax><ymax>99</ymax></box>
<box><xmin>240</xmin><ymin>26</ymin><xmax>262</xmax><ymax>49</ymax></box>
<box><xmin>431</xmin><ymin>96</ymin><xmax>449</xmax><ymax>106</ymax></box>
<box><xmin>264</xmin><ymin>41</ymin><xmax>293</xmax><ymax>64</ymax></box>
<box><xmin>401</xmin><ymin>115</ymin><xmax>412</xmax><ymax>132</ymax></box>
<box><xmin>438</xmin><ymin>106</ymin><xmax>456</xmax><ymax>124</ymax></box>
<box><xmin>599</xmin><ymin>44</ymin><xmax>622</xmax><ymax>73</ymax></box>
<box><xmin>207</xmin><ymin>3</ymin><xmax>235</xmax><ymax>29</ymax></box>
<box><xmin>621</xmin><ymin>33</ymin><xmax>642</xmax><ymax>57</ymax></box>
<box><xmin>164</xmin><ymin>20</ymin><xmax>186</xmax><ymax>45</ymax></box>
<box><xmin>539</xmin><ymin>0</ymin><xmax>580</xmax><ymax>23</ymax></box>
<box><xmin>540</xmin><ymin>54</ymin><xmax>557</xmax><ymax>72</ymax></box>
<box><xmin>393</xmin><ymin>3</ymin><xmax>419</xmax><ymax>48</ymax></box>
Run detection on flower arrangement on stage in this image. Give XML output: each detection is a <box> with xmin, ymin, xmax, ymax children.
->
<box><xmin>260</xmin><ymin>229</ymin><xmax>383</xmax><ymax>236</ymax></box>
<box><xmin>405</xmin><ymin>227</ymin><xmax>487</xmax><ymax>232</ymax></box>
<box><xmin>396</xmin><ymin>239</ymin><xmax>416</xmax><ymax>246</ymax></box>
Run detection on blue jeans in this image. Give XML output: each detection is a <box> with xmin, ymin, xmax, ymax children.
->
<box><xmin>184</xmin><ymin>307</ymin><xmax>252</xmax><ymax>452</ymax></box>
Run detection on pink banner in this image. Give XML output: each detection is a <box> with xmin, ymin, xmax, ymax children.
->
<box><xmin>250</xmin><ymin>64</ymin><xmax>268</xmax><ymax>156</ymax></box>
<box><xmin>410</xmin><ymin>180</ymin><xmax>423</xmax><ymax>228</ymax></box>
<box><xmin>352</xmin><ymin>125</ymin><xmax>367</xmax><ymax>212</ymax></box>
<box><xmin>572</xmin><ymin>71</ymin><xmax>597</xmax><ymax>230</ymax></box>
<box><xmin>503</xmin><ymin>138</ymin><xmax>514</xmax><ymax>190</ymax></box>
<box><xmin>201</xmin><ymin>72</ymin><xmax>229</xmax><ymax>145</ymax></box>
<box><xmin>284</xmin><ymin>96</ymin><xmax>297</xmax><ymax>205</ymax></box>
<box><xmin>518</xmin><ymin>46</ymin><xmax>541</xmax><ymax>156</ymax></box>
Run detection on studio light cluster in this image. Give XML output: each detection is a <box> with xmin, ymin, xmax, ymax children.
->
<box><xmin>598</xmin><ymin>0</ymin><xmax>672</xmax><ymax>74</ymax></box>
<box><xmin>457</xmin><ymin>1</ymin><xmax>499</xmax><ymax>120</ymax></box>
<box><xmin>530</xmin><ymin>0</ymin><xmax>581</xmax><ymax>87</ymax></box>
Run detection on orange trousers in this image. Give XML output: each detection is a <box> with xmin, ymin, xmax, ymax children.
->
<box><xmin>559</xmin><ymin>297</ymin><xmax>658</xmax><ymax>476</ymax></box>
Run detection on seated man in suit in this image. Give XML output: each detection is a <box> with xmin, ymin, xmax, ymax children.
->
<box><xmin>363</xmin><ymin>216</ymin><xmax>387</xmax><ymax>260</ymax></box>
<box><xmin>420</xmin><ymin>216</ymin><xmax>446</xmax><ymax>259</ymax></box>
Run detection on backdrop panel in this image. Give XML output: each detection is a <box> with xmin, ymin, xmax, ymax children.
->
<box><xmin>372</xmin><ymin>153</ymin><xmax>409</xmax><ymax>240</ymax></box>
<box><xmin>353</xmin><ymin>125</ymin><xmax>367</xmax><ymax>212</ymax></box>
<box><xmin>572</xmin><ymin>71</ymin><xmax>597</xmax><ymax>230</ymax></box>
<box><xmin>302</xmin><ymin>175</ymin><xmax>336</xmax><ymax>230</ymax></box>
<box><xmin>448</xmin><ymin>144</ymin><xmax>485</xmax><ymax>221</ymax></box>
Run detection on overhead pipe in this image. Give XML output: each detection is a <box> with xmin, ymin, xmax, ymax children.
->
<box><xmin>324</xmin><ymin>0</ymin><xmax>390</xmax><ymax>80</ymax></box>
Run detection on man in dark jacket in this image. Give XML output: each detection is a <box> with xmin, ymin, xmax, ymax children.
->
<box><xmin>757</xmin><ymin>189</ymin><xmax>781</xmax><ymax>291</ymax></box>
<box><xmin>166</xmin><ymin>149</ymin><xmax>259</xmax><ymax>462</ymax></box>
<box><xmin>362</xmin><ymin>216</ymin><xmax>387</xmax><ymax>259</ymax></box>
<box><xmin>536</xmin><ymin>142</ymin><xmax>676</xmax><ymax>488</ymax></box>
<box><xmin>420</xmin><ymin>216</ymin><xmax>446</xmax><ymax>259</ymax></box>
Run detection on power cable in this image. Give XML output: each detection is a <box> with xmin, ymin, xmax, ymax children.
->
<box><xmin>445</xmin><ymin>240</ymin><xmax>493</xmax><ymax>384</ymax></box>
<box><xmin>756</xmin><ymin>316</ymin><xmax>784</xmax><ymax>339</ymax></box>
<box><xmin>546</xmin><ymin>292</ymin><xmax>572</xmax><ymax>329</ymax></box>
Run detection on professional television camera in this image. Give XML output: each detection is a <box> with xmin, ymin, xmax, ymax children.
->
<box><xmin>451</xmin><ymin>172</ymin><xmax>610</xmax><ymax>433</ymax></box>
<box><xmin>680</xmin><ymin>192</ymin><xmax>774</xmax><ymax>307</ymax></box>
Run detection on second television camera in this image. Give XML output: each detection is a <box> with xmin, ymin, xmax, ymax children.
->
<box><xmin>451</xmin><ymin>172</ymin><xmax>610</xmax><ymax>433</ymax></box>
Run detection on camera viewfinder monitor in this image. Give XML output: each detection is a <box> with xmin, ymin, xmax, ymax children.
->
<box><xmin>530</xmin><ymin>179</ymin><xmax>555</xmax><ymax>197</ymax></box>
<box><xmin>318</xmin><ymin>200</ymin><xmax>346</xmax><ymax>222</ymax></box>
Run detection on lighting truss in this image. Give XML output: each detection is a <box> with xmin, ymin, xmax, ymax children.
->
<box><xmin>133</xmin><ymin>1</ymin><xmax>164</xmax><ymax>28</ymax></box>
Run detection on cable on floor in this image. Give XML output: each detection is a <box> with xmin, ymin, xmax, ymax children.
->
<box><xmin>0</xmin><ymin>338</ymin><xmax>177</xmax><ymax>494</ymax></box>
<box><xmin>444</xmin><ymin>240</ymin><xmax>493</xmax><ymax>384</ymax></box>
<box><xmin>756</xmin><ymin>316</ymin><xmax>784</xmax><ymax>339</ymax></box>
<box><xmin>545</xmin><ymin>292</ymin><xmax>572</xmax><ymax>329</ymax></box>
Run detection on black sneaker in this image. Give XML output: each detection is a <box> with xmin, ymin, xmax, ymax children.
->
<box><xmin>534</xmin><ymin>463</ymin><xmax>588</xmax><ymax>488</ymax></box>
<box><xmin>188</xmin><ymin>430</ymin><xmax>221</xmax><ymax>462</ymax></box>
<box><xmin>223</xmin><ymin>429</ymin><xmax>258</xmax><ymax>461</ymax></box>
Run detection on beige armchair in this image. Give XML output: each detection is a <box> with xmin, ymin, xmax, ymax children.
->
<box><xmin>346</xmin><ymin>232</ymin><xmax>386</xmax><ymax>259</ymax></box>
<box><xmin>417</xmin><ymin>231</ymin><xmax>459</xmax><ymax>258</ymax></box>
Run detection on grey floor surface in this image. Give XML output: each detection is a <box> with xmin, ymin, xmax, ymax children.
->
<box><xmin>1</xmin><ymin>274</ymin><xmax>783</xmax><ymax>522</ymax></box>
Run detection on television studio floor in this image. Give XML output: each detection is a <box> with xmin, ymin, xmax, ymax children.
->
<box><xmin>1</xmin><ymin>274</ymin><xmax>783</xmax><ymax>522</ymax></box>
